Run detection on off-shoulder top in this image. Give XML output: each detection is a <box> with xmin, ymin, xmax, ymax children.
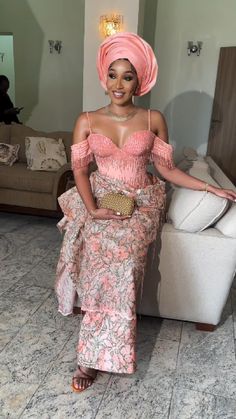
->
<box><xmin>71</xmin><ymin>110</ymin><xmax>174</xmax><ymax>189</ymax></box>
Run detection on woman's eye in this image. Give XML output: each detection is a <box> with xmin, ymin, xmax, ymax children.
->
<box><xmin>124</xmin><ymin>76</ymin><xmax>133</xmax><ymax>81</ymax></box>
<box><xmin>108</xmin><ymin>73</ymin><xmax>116</xmax><ymax>79</ymax></box>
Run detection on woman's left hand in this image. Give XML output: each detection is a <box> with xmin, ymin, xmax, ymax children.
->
<box><xmin>211</xmin><ymin>186</ymin><xmax>236</xmax><ymax>201</ymax></box>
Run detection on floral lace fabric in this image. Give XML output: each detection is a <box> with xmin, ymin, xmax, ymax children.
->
<box><xmin>55</xmin><ymin>171</ymin><xmax>165</xmax><ymax>373</ymax></box>
<box><xmin>56</xmin><ymin>127</ymin><xmax>174</xmax><ymax>374</ymax></box>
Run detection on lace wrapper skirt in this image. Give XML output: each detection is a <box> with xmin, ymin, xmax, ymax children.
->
<box><xmin>55</xmin><ymin>171</ymin><xmax>165</xmax><ymax>374</ymax></box>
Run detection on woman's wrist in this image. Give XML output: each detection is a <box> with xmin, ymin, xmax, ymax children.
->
<box><xmin>200</xmin><ymin>182</ymin><xmax>218</xmax><ymax>194</ymax></box>
<box><xmin>89</xmin><ymin>208</ymin><xmax>97</xmax><ymax>217</ymax></box>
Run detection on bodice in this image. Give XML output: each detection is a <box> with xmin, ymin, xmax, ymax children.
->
<box><xmin>71</xmin><ymin>130</ymin><xmax>174</xmax><ymax>189</ymax></box>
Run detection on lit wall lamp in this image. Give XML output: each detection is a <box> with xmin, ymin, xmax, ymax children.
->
<box><xmin>187</xmin><ymin>41</ymin><xmax>203</xmax><ymax>56</ymax></box>
<box><xmin>0</xmin><ymin>52</ymin><xmax>5</xmax><ymax>62</ymax></box>
<box><xmin>99</xmin><ymin>14</ymin><xmax>123</xmax><ymax>38</ymax></box>
<box><xmin>48</xmin><ymin>40</ymin><xmax>62</xmax><ymax>54</ymax></box>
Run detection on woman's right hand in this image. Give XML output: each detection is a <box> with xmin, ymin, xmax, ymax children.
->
<box><xmin>90</xmin><ymin>208</ymin><xmax>130</xmax><ymax>220</ymax></box>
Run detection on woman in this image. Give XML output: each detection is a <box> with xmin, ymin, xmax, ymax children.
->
<box><xmin>55</xmin><ymin>32</ymin><xmax>236</xmax><ymax>392</ymax></box>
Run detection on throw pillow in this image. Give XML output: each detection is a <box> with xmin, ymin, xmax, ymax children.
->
<box><xmin>215</xmin><ymin>203</ymin><xmax>236</xmax><ymax>238</ymax></box>
<box><xmin>0</xmin><ymin>143</ymin><xmax>20</xmax><ymax>166</ymax></box>
<box><xmin>168</xmin><ymin>159</ymin><xmax>228</xmax><ymax>232</ymax></box>
<box><xmin>25</xmin><ymin>137</ymin><xmax>67</xmax><ymax>171</ymax></box>
<box><xmin>168</xmin><ymin>188</ymin><xmax>228</xmax><ymax>232</ymax></box>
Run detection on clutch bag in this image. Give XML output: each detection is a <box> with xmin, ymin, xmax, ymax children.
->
<box><xmin>100</xmin><ymin>192</ymin><xmax>135</xmax><ymax>216</ymax></box>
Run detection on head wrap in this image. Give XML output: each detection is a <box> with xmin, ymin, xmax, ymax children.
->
<box><xmin>97</xmin><ymin>32</ymin><xmax>158</xmax><ymax>96</ymax></box>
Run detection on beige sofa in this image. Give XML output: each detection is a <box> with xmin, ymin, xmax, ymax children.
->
<box><xmin>0</xmin><ymin>123</ymin><xmax>73</xmax><ymax>216</ymax></box>
<box><xmin>137</xmin><ymin>157</ymin><xmax>236</xmax><ymax>330</ymax></box>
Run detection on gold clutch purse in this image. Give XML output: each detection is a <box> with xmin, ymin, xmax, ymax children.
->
<box><xmin>100</xmin><ymin>192</ymin><xmax>135</xmax><ymax>216</ymax></box>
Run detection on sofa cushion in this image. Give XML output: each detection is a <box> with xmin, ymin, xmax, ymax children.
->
<box><xmin>215</xmin><ymin>203</ymin><xmax>236</xmax><ymax>238</ymax></box>
<box><xmin>168</xmin><ymin>189</ymin><xmax>228</xmax><ymax>232</ymax></box>
<box><xmin>0</xmin><ymin>124</ymin><xmax>11</xmax><ymax>143</ymax></box>
<box><xmin>10</xmin><ymin>124</ymin><xmax>72</xmax><ymax>163</ymax></box>
<box><xmin>48</xmin><ymin>131</ymin><xmax>72</xmax><ymax>161</ymax></box>
<box><xmin>25</xmin><ymin>137</ymin><xmax>67</xmax><ymax>171</ymax></box>
<box><xmin>0</xmin><ymin>162</ymin><xmax>55</xmax><ymax>193</ymax></box>
<box><xmin>10</xmin><ymin>124</ymin><xmax>45</xmax><ymax>163</ymax></box>
<box><xmin>0</xmin><ymin>143</ymin><xmax>20</xmax><ymax>166</ymax></box>
<box><xmin>167</xmin><ymin>159</ymin><xmax>228</xmax><ymax>233</ymax></box>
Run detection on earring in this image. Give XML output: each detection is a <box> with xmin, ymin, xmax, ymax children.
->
<box><xmin>105</xmin><ymin>90</ymin><xmax>108</xmax><ymax>95</ymax></box>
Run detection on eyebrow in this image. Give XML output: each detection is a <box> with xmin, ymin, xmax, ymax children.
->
<box><xmin>109</xmin><ymin>68</ymin><xmax>134</xmax><ymax>74</ymax></box>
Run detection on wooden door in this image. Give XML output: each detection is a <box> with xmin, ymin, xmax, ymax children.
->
<box><xmin>207</xmin><ymin>47</ymin><xmax>236</xmax><ymax>184</ymax></box>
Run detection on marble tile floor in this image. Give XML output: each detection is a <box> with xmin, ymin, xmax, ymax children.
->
<box><xmin>0</xmin><ymin>212</ymin><xmax>236</xmax><ymax>419</ymax></box>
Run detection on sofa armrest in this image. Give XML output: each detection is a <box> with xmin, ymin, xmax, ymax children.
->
<box><xmin>157</xmin><ymin>223</ymin><xmax>236</xmax><ymax>324</ymax></box>
<box><xmin>52</xmin><ymin>162</ymin><xmax>73</xmax><ymax>202</ymax></box>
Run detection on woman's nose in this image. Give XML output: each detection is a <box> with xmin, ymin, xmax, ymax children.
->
<box><xmin>115</xmin><ymin>78</ymin><xmax>123</xmax><ymax>89</ymax></box>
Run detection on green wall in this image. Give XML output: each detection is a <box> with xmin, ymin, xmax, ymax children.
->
<box><xmin>0</xmin><ymin>0</ymin><xmax>85</xmax><ymax>131</ymax></box>
<box><xmin>137</xmin><ymin>0</ymin><xmax>158</xmax><ymax>109</ymax></box>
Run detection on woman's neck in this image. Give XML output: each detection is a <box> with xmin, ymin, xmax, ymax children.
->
<box><xmin>108</xmin><ymin>102</ymin><xmax>135</xmax><ymax>115</ymax></box>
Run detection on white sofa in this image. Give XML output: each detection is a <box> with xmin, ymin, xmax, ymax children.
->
<box><xmin>137</xmin><ymin>157</ymin><xmax>236</xmax><ymax>330</ymax></box>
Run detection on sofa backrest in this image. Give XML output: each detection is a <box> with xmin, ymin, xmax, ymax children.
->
<box><xmin>9</xmin><ymin>124</ymin><xmax>72</xmax><ymax>163</ymax></box>
<box><xmin>0</xmin><ymin>123</ymin><xmax>11</xmax><ymax>144</ymax></box>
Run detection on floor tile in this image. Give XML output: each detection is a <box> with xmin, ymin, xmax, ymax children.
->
<box><xmin>176</xmin><ymin>366</ymin><xmax>236</xmax><ymax>400</ymax></box>
<box><xmin>214</xmin><ymin>395</ymin><xmax>236</xmax><ymax>418</ymax></box>
<box><xmin>0</xmin><ymin>298</ymin><xmax>76</xmax><ymax>385</ymax></box>
<box><xmin>20</xmin><ymin>334</ymin><xmax>110</xmax><ymax>419</ymax></box>
<box><xmin>178</xmin><ymin>314</ymin><xmax>235</xmax><ymax>371</ymax></box>
<box><xmin>0</xmin><ymin>381</ymin><xmax>38</xmax><ymax>419</ymax></box>
<box><xmin>25</xmin><ymin>249</ymin><xmax>60</xmax><ymax>289</ymax></box>
<box><xmin>137</xmin><ymin>336</ymin><xmax>180</xmax><ymax>374</ymax></box>
<box><xmin>96</xmin><ymin>370</ymin><xmax>174</xmax><ymax>419</ymax></box>
<box><xmin>169</xmin><ymin>387</ymin><xmax>215</xmax><ymax>419</ymax></box>
<box><xmin>0</xmin><ymin>286</ymin><xmax>51</xmax><ymax>351</ymax></box>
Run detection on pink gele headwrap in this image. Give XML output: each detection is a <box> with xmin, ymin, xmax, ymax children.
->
<box><xmin>96</xmin><ymin>32</ymin><xmax>158</xmax><ymax>96</ymax></box>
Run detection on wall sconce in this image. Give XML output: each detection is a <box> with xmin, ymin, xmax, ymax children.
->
<box><xmin>0</xmin><ymin>52</ymin><xmax>5</xmax><ymax>62</ymax></box>
<box><xmin>48</xmin><ymin>40</ymin><xmax>62</xmax><ymax>54</ymax></box>
<box><xmin>187</xmin><ymin>41</ymin><xmax>203</xmax><ymax>56</ymax></box>
<box><xmin>99</xmin><ymin>14</ymin><xmax>123</xmax><ymax>38</ymax></box>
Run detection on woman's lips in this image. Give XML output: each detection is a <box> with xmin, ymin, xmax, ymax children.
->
<box><xmin>112</xmin><ymin>91</ymin><xmax>125</xmax><ymax>99</ymax></box>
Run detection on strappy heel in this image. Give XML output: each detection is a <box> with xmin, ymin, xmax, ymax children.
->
<box><xmin>71</xmin><ymin>366</ymin><xmax>97</xmax><ymax>393</ymax></box>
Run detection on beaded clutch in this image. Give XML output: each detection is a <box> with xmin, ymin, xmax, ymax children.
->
<box><xmin>100</xmin><ymin>192</ymin><xmax>135</xmax><ymax>216</ymax></box>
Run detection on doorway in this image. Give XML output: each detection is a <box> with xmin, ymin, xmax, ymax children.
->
<box><xmin>207</xmin><ymin>47</ymin><xmax>236</xmax><ymax>185</ymax></box>
<box><xmin>0</xmin><ymin>33</ymin><xmax>15</xmax><ymax>102</ymax></box>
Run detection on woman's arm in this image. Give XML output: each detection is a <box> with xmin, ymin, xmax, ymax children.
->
<box><xmin>72</xmin><ymin>113</ymin><xmax>97</xmax><ymax>213</ymax></box>
<box><xmin>152</xmin><ymin>111</ymin><xmax>236</xmax><ymax>201</ymax></box>
<box><xmin>72</xmin><ymin>113</ymin><xmax>129</xmax><ymax>219</ymax></box>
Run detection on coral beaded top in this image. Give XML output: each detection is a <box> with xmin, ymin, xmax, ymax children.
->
<box><xmin>71</xmin><ymin>110</ymin><xmax>174</xmax><ymax>189</ymax></box>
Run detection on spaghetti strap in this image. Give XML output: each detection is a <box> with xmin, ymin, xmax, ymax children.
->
<box><xmin>86</xmin><ymin>112</ymin><xmax>92</xmax><ymax>134</ymax></box>
<box><xmin>148</xmin><ymin>109</ymin><xmax>151</xmax><ymax>131</ymax></box>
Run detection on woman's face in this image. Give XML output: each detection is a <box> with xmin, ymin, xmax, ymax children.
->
<box><xmin>106</xmin><ymin>59</ymin><xmax>138</xmax><ymax>105</ymax></box>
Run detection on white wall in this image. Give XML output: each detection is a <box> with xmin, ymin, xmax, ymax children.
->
<box><xmin>0</xmin><ymin>34</ymin><xmax>15</xmax><ymax>102</ymax></box>
<box><xmin>151</xmin><ymin>0</ymin><xmax>236</xmax><ymax>160</ymax></box>
<box><xmin>83</xmin><ymin>0</ymin><xmax>140</xmax><ymax>111</ymax></box>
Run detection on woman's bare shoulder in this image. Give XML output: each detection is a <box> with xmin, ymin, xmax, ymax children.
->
<box><xmin>150</xmin><ymin>109</ymin><xmax>165</xmax><ymax>121</ymax></box>
<box><xmin>73</xmin><ymin>112</ymin><xmax>90</xmax><ymax>143</ymax></box>
<box><xmin>73</xmin><ymin>108</ymin><xmax>107</xmax><ymax>143</ymax></box>
<box><xmin>150</xmin><ymin>109</ymin><xmax>168</xmax><ymax>140</ymax></box>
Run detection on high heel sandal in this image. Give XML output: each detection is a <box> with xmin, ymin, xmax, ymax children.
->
<box><xmin>71</xmin><ymin>366</ymin><xmax>97</xmax><ymax>393</ymax></box>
